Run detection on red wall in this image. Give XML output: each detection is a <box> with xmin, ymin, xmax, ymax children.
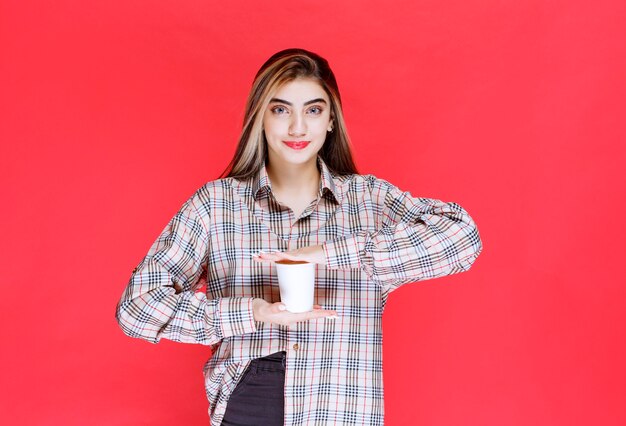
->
<box><xmin>2</xmin><ymin>1</ymin><xmax>625</xmax><ymax>424</ymax></box>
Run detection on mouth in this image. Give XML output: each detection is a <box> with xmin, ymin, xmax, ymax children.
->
<box><xmin>283</xmin><ymin>141</ymin><xmax>311</xmax><ymax>150</ymax></box>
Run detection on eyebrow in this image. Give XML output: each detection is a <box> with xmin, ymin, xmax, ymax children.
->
<box><xmin>269</xmin><ymin>97</ymin><xmax>327</xmax><ymax>106</ymax></box>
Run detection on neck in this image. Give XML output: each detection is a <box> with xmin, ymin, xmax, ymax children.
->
<box><xmin>266</xmin><ymin>158</ymin><xmax>320</xmax><ymax>196</ymax></box>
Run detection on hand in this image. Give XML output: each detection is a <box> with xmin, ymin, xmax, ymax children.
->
<box><xmin>253</xmin><ymin>244</ymin><xmax>326</xmax><ymax>265</ymax></box>
<box><xmin>252</xmin><ymin>299</ymin><xmax>337</xmax><ymax>326</ymax></box>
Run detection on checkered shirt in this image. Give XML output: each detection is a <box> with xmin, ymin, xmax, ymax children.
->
<box><xmin>115</xmin><ymin>157</ymin><xmax>483</xmax><ymax>425</ymax></box>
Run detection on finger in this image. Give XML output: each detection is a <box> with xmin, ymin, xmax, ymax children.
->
<box><xmin>268</xmin><ymin>302</ymin><xmax>287</xmax><ymax>314</ymax></box>
<box><xmin>256</xmin><ymin>250</ymin><xmax>306</xmax><ymax>263</ymax></box>
<box><xmin>253</xmin><ymin>251</ymin><xmax>272</xmax><ymax>262</ymax></box>
<box><xmin>276</xmin><ymin>252</ymin><xmax>306</xmax><ymax>262</ymax></box>
<box><xmin>291</xmin><ymin>309</ymin><xmax>337</xmax><ymax>321</ymax></box>
<box><xmin>308</xmin><ymin>310</ymin><xmax>337</xmax><ymax>320</ymax></box>
<box><xmin>254</xmin><ymin>251</ymin><xmax>285</xmax><ymax>262</ymax></box>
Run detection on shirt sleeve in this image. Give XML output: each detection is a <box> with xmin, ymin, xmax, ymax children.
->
<box><xmin>323</xmin><ymin>176</ymin><xmax>483</xmax><ymax>293</ymax></box>
<box><xmin>115</xmin><ymin>192</ymin><xmax>257</xmax><ymax>345</ymax></box>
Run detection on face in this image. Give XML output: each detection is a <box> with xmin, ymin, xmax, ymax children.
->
<box><xmin>262</xmin><ymin>78</ymin><xmax>333</xmax><ymax>169</ymax></box>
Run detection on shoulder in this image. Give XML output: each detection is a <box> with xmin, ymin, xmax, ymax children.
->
<box><xmin>184</xmin><ymin>178</ymin><xmax>240</xmax><ymax>214</ymax></box>
<box><xmin>338</xmin><ymin>173</ymin><xmax>399</xmax><ymax>194</ymax></box>
<box><xmin>192</xmin><ymin>178</ymin><xmax>236</xmax><ymax>198</ymax></box>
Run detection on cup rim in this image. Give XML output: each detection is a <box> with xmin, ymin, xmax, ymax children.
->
<box><xmin>275</xmin><ymin>260</ymin><xmax>312</xmax><ymax>265</ymax></box>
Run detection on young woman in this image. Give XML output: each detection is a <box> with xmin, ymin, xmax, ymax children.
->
<box><xmin>116</xmin><ymin>48</ymin><xmax>483</xmax><ymax>426</ymax></box>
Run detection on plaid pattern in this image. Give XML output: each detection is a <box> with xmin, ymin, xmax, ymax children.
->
<box><xmin>116</xmin><ymin>157</ymin><xmax>483</xmax><ymax>425</ymax></box>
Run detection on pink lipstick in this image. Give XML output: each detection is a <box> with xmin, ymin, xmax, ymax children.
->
<box><xmin>283</xmin><ymin>141</ymin><xmax>311</xmax><ymax>150</ymax></box>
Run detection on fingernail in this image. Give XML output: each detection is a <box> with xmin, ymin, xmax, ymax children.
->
<box><xmin>278</xmin><ymin>304</ymin><xmax>286</xmax><ymax>311</ymax></box>
<box><xmin>326</xmin><ymin>315</ymin><xmax>338</xmax><ymax>320</ymax></box>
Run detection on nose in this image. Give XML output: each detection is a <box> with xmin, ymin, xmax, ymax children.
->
<box><xmin>288</xmin><ymin>112</ymin><xmax>307</xmax><ymax>137</ymax></box>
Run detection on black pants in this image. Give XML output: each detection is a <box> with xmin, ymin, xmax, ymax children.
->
<box><xmin>221</xmin><ymin>352</ymin><xmax>286</xmax><ymax>426</ymax></box>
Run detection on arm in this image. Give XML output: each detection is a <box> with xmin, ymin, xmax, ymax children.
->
<box><xmin>323</xmin><ymin>177</ymin><xmax>483</xmax><ymax>293</ymax></box>
<box><xmin>115</xmin><ymin>193</ymin><xmax>257</xmax><ymax>345</ymax></box>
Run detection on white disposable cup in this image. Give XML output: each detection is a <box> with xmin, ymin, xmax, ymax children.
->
<box><xmin>275</xmin><ymin>261</ymin><xmax>315</xmax><ymax>313</ymax></box>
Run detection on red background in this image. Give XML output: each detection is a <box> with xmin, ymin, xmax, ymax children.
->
<box><xmin>2</xmin><ymin>1</ymin><xmax>625</xmax><ymax>425</ymax></box>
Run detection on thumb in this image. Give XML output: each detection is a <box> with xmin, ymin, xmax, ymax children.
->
<box><xmin>270</xmin><ymin>302</ymin><xmax>287</xmax><ymax>313</ymax></box>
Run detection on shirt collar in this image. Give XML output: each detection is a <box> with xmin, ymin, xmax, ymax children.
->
<box><xmin>251</xmin><ymin>157</ymin><xmax>343</xmax><ymax>205</ymax></box>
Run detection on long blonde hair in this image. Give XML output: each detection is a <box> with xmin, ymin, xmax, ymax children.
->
<box><xmin>222</xmin><ymin>48</ymin><xmax>358</xmax><ymax>179</ymax></box>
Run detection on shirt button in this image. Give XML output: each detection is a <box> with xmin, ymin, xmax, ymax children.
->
<box><xmin>132</xmin><ymin>267</ymin><xmax>138</xmax><ymax>273</ymax></box>
<box><xmin>293</xmin><ymin>343</ymin><xmax>299</xmax><ymax>351</ymax></box>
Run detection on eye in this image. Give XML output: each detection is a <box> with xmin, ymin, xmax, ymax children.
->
<box><xmin>307</xmin><ymin>106</ymin><xmax>323</xmax><ymax>115</ymax></box>
<box><xmin>270</xmin><ymin>105</ymin><xmax>288</xmax><ymax>115</ymax></box>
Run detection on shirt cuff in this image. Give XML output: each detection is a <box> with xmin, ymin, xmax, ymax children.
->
<box><xmin>215</xmin><ymin>297</ymin><xmax>257</xmax><ymax>339</ymax></box>
<box><xmin>323</xmin><ymin>232</ymin><xmax>367</xmax><ymax>270</ymax></box>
